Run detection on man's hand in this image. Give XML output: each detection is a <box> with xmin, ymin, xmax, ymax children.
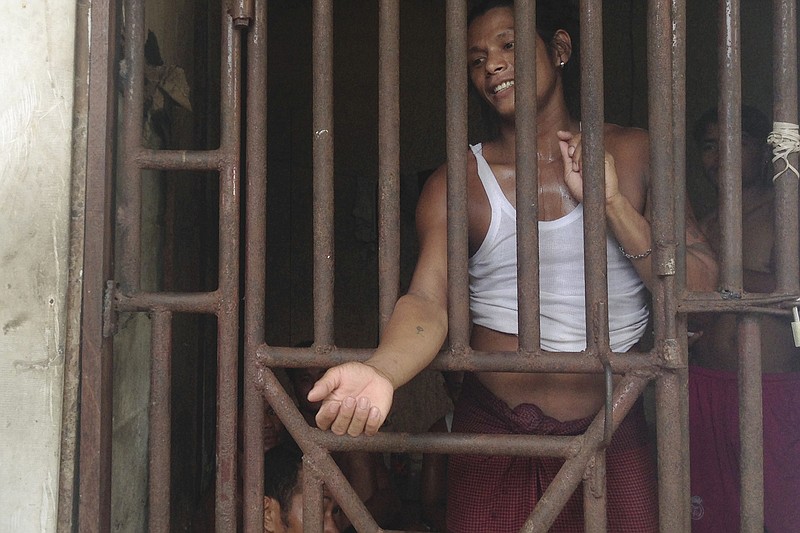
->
<box><xmin>307</xmin><ymin>362</ymin><xmax>395</xmax><ymax>437</ymax></box>
<box><xmin>557</xmin><ymin>130</ymin><xmax>621</xmax><ymax>205</ymax></box>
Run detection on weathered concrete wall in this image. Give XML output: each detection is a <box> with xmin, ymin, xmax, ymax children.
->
<box><xmin>0</xmin><ymin>0</ymin><xmax>76</xmax><ymax>531</ymax></box>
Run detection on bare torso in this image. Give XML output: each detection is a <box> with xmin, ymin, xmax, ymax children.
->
<box><xmin>691</xmin><ymin>186</ymin><xmax>800</xmax><ymax>373</ymax></box>
<box><xmin>465</xmin><ymin>123</ymin><xmax>647</xmax><ymax>421</ymax></box>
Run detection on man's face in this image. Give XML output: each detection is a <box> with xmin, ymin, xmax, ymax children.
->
<box><xmin>263</xmin><ymin>403</ymin><xmax>285</xmax><ymax>451</ymax></box>
<box><xmin>467</xmin><ymin>6</ymin><xmax>564</xmax><ymax>121</ymax></box>
<box><xmin>264</xmin><ymin>469</ymin><xmax>342</xmax><ymax>533</ymax></box>
<box><xmin>281</xmin><ymin>489</ymin><xmax>341</xmax><ymax>533</ymax></box>
<box><xmin>699</xmin><ymin>122</ymin><xmax>767</xmax><ymax>188</ymax></box>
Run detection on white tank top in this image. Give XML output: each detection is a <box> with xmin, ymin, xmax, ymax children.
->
<box><xmin>467</xmin><ymin>143</ymin><xmax>649</xmax><ymax>352</ymax></box>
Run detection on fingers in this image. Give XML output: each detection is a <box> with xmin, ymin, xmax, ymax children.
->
<box><xmin>315</xmin><ymin>400</ymin><xmax>340</xmax><ymax>431</ymax></box>
<box><xmin>328</xmin><ymin>396</ymin><xmax>382</xmax><ymax>437</ymax></box>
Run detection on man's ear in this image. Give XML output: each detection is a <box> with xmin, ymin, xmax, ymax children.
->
<box><xmin>551</xmin><ymin>29</ymin><xmax>573</xmax><ymax>66</ymax></box>
<box><xmin>263</xmin><ymin>497</ymin><xmax>282</xmax><ymax>533</ymax></box>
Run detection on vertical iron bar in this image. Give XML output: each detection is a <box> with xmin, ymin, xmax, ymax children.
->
<box><xmin>583</xmin><ymin>452</ymin><xmax>608</xmax><ymax>533</ymax></box>
<box><xmin>243</xmin><ymin>0</ymin><xmax>268</xmax><ymax>530</ymax></box>
<box><xmin>648</xmin><ymin>0</ymin><xmax>686</xmax><ymax>530</ymax></box>
<box><xmin>118</xmin><ymin>0</ymin><xmax>146</xmax><ymax>292</ymax></box>
<box><xmin>312</xmin><ymin>0</ymin><xmax>336</xmax><ymax>345</ymax></box>
<box><xmin>738</xmin><ymin>315</ymin><xmax>764</xmax><ymax>532</ymax></box>
<box><xmin>148</xmin><ymin>311</ymin><xmax>173</xmax><ymax>532</ymax></box>
<box><xmin>378</xmin><ymin>0</ymin><xmax>401</xmax><ymax>335</ymax></box>
<box><xmin>717</xmin><ymin>0</ymin><xmax>743</xmax><ymax>292</ymax></box>
<box><xmin>671</xmin><ymin>0</ymin><xmax>688</xmax><ymax>296</ymax></box>
<box><xmin>59</xmin><ymin>0</ymin><xmax>92</xmax><ymax>526</ymax></box>
<box><xmin>78</xmin><ymin>0</ymin><xmax>117</xmax><ymax>528</ymax></box>
<box><xmin>580</xmin><ymin>0</ymin><xmax>610</xmax><ymax>356</ymax></box>
<box><xmin>670</xmin><ymin>4</ymin><xmax>692</xmax><ymax>531</ymax></box>
<box><xmin>215</xmin><ymin>11</ymin><xmax>243</xmax><ymax>532</ymax></box>
<box><xmin>445</xmin><ymin>0</ymin><xmax>470</xmax><ymax>353</ymax></box>
<box><xmin>302</xmin><ymin>460</ymin><xmax>325</xmax><ymax>533</ymax></box>
<box><xmin>514</xmin><ymin>0</ymin><xmax>540</xmax><ymax>353</ymax></box>
<box><xmin>772</xmin><ymin>0</ymin><xmax>799</xmax><ymax>293</ymax></box>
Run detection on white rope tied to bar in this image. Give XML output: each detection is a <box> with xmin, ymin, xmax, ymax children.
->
<box><xmin>767</xmin><ymin>121</ymin><xmax>800</xmax><ymax>182</ymax></box>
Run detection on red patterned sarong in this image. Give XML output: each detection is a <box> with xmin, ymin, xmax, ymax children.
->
<box><xmin>446</xmin><ymin>374</ymin><xmax>658</xmax><ymax>533</ymax></box>
<box><xmin>689</xmin><ymin>365</ymin><xmax>800</xmax><ymax>533</ymax></box>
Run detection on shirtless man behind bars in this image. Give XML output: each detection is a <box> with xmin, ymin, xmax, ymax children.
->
<box><xmin>308</xmin><ymin>1</ymin><xmax>717</xmax><ymax>531</ymax></box>
<box><xmin>688</xmin><ymin>105</ymin><xmax>800</xmax><ymax>533</ymax></box>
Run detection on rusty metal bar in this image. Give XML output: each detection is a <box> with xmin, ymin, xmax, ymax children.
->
<box><xmin>583</xmin><ymin>452</ymin><xmax>608</xmax><ymax>533</ymax></box>
<box><xmin>136</xmin><ymin>149</ymin><xmax>230</xmax><ymax>171</ymax></box>
<box><xmin>114</xmin><ymin>290</ymin><xmax>220</xmax><ymax>313</ymax></box>
<box><xmin>377</xmin><ymin>0</ymin><xmax>401</xmax><ymax>334</ymax></box>
<box><xmin>580</xmin><ymin>0</ymin><xmax>610</xmax><ymax>356</ymax></box>
<box><xmin>678</xmin><ymin>291</ymin><xmax>800</xmax><ymax>313</ymax></box>
<box><xmin>655</xmin><ymin>369</ymin><xmax>688</xmax><ymax>532</ymax></box>
<box><xmin>302</xmin><ymin>461</ymin><xmax>325</xmax><ymax>533</ymax></box>
<box><xmin>148</xmin><ymin>311</ymin><xmax>173</xmax><ymax>532</ymax></box>
<box><xmin>313</xmin><ymin>428</ymin><xmax>576</xmax><ymax>458</ymax></box>
<box><xmin>78</xmin><ymin>0</ymin><xmax>117</xmax><ymax>528</ymax></box>
<box><xmin>772</xmin><ymin>0</ymin><xmax>800</xmax><ymax>293</ymax></box>
<box><xmin>514</xmin><ymin>0</ymin><xmax>540</xmax><ymax>352</ymax></box>
<box><xmin>670</xmin><ymin>5</ymin><xmax>691</xmax><ymax>531</ymax></box>
<box><xmin>214</xmin><ymin>9</ymin><xmax>243</xmax><ymax>531</ymax></box>
<box><xmin>242</xmin><ymin>0</ymin><xmax>268</xmax><ymax>530</ymax></box>
<box><xmin>717</xmin><ymin>0</ymin><xmax>744</xmax><ymax>293</ymax></box>
<box><xmin>118</xmin><ymin>0</ymin><xmax>146</xmax><ymax>293</ymax></box>
<box><xmin>648</xmin><ymin>0</ymin><xmax>688</xmax><ymax>530</ymax></box>
<box><xmin>522</xmin><ymin>374</ymin><xmax>650</xmax><ymax>531</ymax></box>
<box><xmin>257</xmin><ymin>343</ymin><xmax>660</xmax><ymax>373</ymax></box>
<box><xmin>58</xmin><ymin>0</ymin><xmax>92</xmax><ymax>526</ymax></box>
<box><xmin>671</xmin><ymin>0</ymin><xmax>688</xmax><ymax>297</ymax></box>
<box><xmin>445</xmin><ymin>0</ymin><xmax>470</xmax><ymax>352</ymax></box>
<box><xmin>737</xmin><ymin>315</ymin><xmax>765</xmax><ymax>531</ymax></box>
<box><xmin>312</xmin><ymin>0</ymin><xmax>336</xmax><ymax>345</ymax></box>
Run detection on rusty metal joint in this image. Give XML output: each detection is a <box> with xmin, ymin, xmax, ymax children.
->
<box><xmin>449</xmin><ymin>342</ymin><xmax>473</xmax><ymax>359</ymax></box>
<box><xmin>102</xmin><ymin>280</ymin><xmax>118</xmax><ymax>338</ymax></box>
<box><xmin>583</xmin><ymin>454</ymin><xmax>606</xmax><ymax>499</ymax></box>
<box><xmin>658</xmin><ymin>338</ymin><xmax>682</xmax><ymax>367</ymax></box>
<box><xmin>720</xmin><ymin>288</ymin><xmax>743</xmax><ymax>300</ymax></box>
<box><xmin>654</xmin><ymin>240</ymin><xmax>677</xmax><ymax>276</ymax></box>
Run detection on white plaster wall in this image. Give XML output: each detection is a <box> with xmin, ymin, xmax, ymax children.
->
<box><xmin>0</xmin><ymin>0</ymin><xmax>75</xmax><ymax>531</ymax></box>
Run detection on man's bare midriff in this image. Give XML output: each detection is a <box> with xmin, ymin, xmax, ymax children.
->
<box><xmin>471</xmin><ymin>324</ymin><xmax>612</xmax><ymax>422</ymax></box>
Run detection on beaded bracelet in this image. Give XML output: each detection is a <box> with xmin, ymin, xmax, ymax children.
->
<box><xmin>618</xmin><ymin>244</ymin><xmax>652</xmax><ymax>260</ymax></box>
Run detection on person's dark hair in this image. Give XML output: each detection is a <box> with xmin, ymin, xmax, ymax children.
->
<box><xmin>467</xmin><ymin>0</ymin><xmax>581</xmax><ymax>127</ymax></box>
<box><xmin>692</xmin><ymin>104</ymin><xmax>771</xmax><ymax>145</ymax></box>
<box><xmin>264</xmin><ymin>441</ymin><xmax>304</xmax><ymax>527</ymax></box>
<box><xmin>468</xmin><ymin>0</ymin><xmax>579</xmax><ymax>49</ymax></box>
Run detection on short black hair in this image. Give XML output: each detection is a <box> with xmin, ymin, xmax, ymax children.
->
<box><xmin>468</xmin><ymin>0</ymin><xmax>579</xmax><ymax>48</ymax></box>
<box><xmin>264</xmin><ymin>441</ymin><xmax>304</xmax><ymax>527</ymax></box>
<box><xmin>693</xmin><ymin>104</ymin><xmax>771</xmax><ymax>145</ymax></box>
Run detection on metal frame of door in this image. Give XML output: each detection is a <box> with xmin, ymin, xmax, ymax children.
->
<box><xmin>69</xmin><ymin>0</ymin><xmax>799</xmax><ymax>531</ymax></box>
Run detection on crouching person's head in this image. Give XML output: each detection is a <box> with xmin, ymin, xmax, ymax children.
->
<box><xmin>263</xmin><ymin>442</ymin><xmax>342</xmax><ymax>533</ymax></box>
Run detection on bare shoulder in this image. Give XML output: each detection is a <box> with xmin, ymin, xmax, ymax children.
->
<box><xmin>603</xmin><ymin>124</ymin><xmax>650</xmax><ymax>158</ymax></box>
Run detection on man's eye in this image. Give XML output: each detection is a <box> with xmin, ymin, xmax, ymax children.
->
<box><xmin>701</xmin><ymin>142</ymin><xmax>717</xmax><ymax>153</ymax></box>
<box><xmin>470</xmin><ymin>57</ymin><xmax>484</xmax><ymax>68</ymax></box>
<box><xmin>504</xmin><ymin>41</ymin><xmax>515</xmax><ymax>50</ymax></box>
